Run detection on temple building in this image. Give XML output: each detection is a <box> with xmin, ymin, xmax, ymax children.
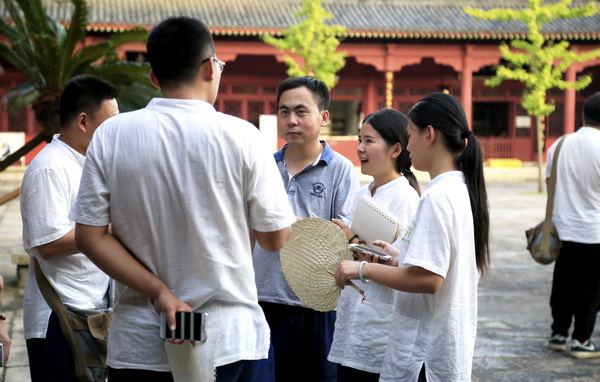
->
<box><xmin>1</xmin><ymin>0</ymin><xmax>599</xmax><ymax>164</ymax></box>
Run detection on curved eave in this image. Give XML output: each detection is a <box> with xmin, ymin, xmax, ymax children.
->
<box><xmin>85</xmin><ymin>24</ymin><xmax>600</xmax><ymax>41</ymax></box>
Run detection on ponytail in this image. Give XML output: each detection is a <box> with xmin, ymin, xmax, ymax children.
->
<box><xmin>402</xmin><ymin>169</ymin><xmax>421</xmax><ymax>197</ymax></box>
<box><xmin>409</xmin><ymin>93</ymin><xmax>490</xmax><ymax>274</ymax></box>
<box><xmin>458</xmin><ymin>134</ymin><xmax>490</xmax><ymax>274</ymax></box>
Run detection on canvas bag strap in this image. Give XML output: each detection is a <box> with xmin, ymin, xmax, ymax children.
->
<box><xmin>33</xmin><ymin>258</ymin><xmax>90</xmax><ymax>382</ymax></box>
<box><xmin>544</xmin><ymin>135</ymin><xmax>567</xmax><ymax>227</ymax></box>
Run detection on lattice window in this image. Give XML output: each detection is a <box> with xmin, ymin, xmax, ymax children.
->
<box><xmin>224</xmin><ymin>101</ymin><xmax>241</xmax><ymax>118</ymax></box>
<box><xmin>247</xmin><ymin>101</ymin><xmax>265</xmax><ymax>128</ymax></box>
<box><xmin>269</xmin><ymin>101</ymin><xmax>278</xmax><ymax>115</ymax></box>
<box><xmin>397</xmin><ymin>102</ymin><xmax>414</xmax><ymax>115</ymax></box>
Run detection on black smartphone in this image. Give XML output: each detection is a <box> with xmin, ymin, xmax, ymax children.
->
<box><xmin>348</xmin><ymin>243</ymin><xmax>392</xmax><ymax>261</ymax></box>
<box><xmin>159</xmin><ymin>311</ymin><xmax>207</xmax><ymax>342</ymax></box>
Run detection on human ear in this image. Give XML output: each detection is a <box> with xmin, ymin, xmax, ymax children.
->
<box><xmin>391</xmin><ymin>142</ymin><xmax>402</xmax><ymax>158</ymax></box>
<box><xmin>426</xmin><ymin>125</ymin><xmax>436</xmax><ymax>146</ymax></box>
<box><xmin>150</xmin><ymin>71</ymin><xmax>161</xmax><ymax>88</ymax></box>
<box><xmin>77</xmin><ymin>112</ymin><xmax>88</xmax><ymax>133</ymax></box>
<box><xmin>320</xmin><ymin>109</ymin><xmax>330</xmax><ymax>126</ymax></box>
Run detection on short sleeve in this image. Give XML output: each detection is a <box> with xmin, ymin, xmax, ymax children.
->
<box><xmin>69</xmin><ymin>134</ymin><xmax>111</xmax><ymax>226</ymax></box>
<box><xmin>21</xmin><ymin>168</ymin><xmax>72</xmax><ymax>248</ymax></box>
<box><xmin>244</xmin><ymin>131</ymin><xmax>295</xmax><ymax>232</ymax></box>
<box><xmin>545</xmin><ymin>141</ymin><xmax>557</xmax><ymax>178</ymax></box>
<box><xmin>332</xmin><ymin>159</ymin><xmax>359</xmax><ymax>225</ymax></box>
<box><xmin>401</xmin><ymin>194</ymin><xmax>452</xmax><ymax>278</ymax></box>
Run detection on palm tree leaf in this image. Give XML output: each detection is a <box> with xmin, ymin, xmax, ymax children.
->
<box><xmin>14</xmin><ymin>0</ymin><xmax>52</xmax><ymax>35</ymax></box>
<box><xmin>2</xmin><ymin>0</ymin><xmax>25</xmax><ymax>34</ymax></box>
<box><xmin>59</xmin><ymin>0</ymin><xmax>88</xmax><ymax>65</ymax></box>
<box><xmin>105</xmin><ymin>27</ymin><xmax>149</xmax><ymax>47</ymax></box>
<box><xmin>87</xmin><ymin>63</ymin><xmax>154</xmax><ymax>89</ymax></box>
<box><xmin>6</xmin><ymin>87</ymin><xmax>39</xmax><ymax>112</ymax></box>
<box><xmin>29</xmin><ymin>35</ymin><xmax>61</xmax><ymax>86</ymax></box>
<box><xmin>0</xmin><ymin>42</ymin><xmax>42</xmax><ymax>85</ymax></box>
<box><xmin>90</xmin><ymin>61</ymin><xmax>151</xmax><ymax>76</ymax></box>
<box><xmin>116</xmin><ymin>82</ymin><xmax>159</xmax><ymax>112</ymax></box>
<box><xmin>0</xmin><ymin>11</ymin><xmax>23</xmax><ymax>43</ymax></box>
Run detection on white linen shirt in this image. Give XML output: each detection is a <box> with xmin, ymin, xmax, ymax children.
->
<box><xmin>70</xmin><ymin>98</ymin><xmax>296</xmax><ymax>371</ymax></box>
<box><xmin>21</xmin><ymin>135</ymin><xmax>110</xmax><ymax>339</ymax></box>
<box><xmin>328</xmin><ymin>176</ymin><xmax>419</xmax><ymax>373</ymax></box>
<box><xmin>545</xmin><ymin>127</ymin><xmax>600</xmax><ymax>243</ymax></box>
<box><xmin>381</xmin><ymin>171</ymin><xmax>479</xmax><ymax>382</ymax></box>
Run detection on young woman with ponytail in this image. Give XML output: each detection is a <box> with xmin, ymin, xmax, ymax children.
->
<box><xmin>335</xmin><ymin>93</ymin><xmax>490</xmax><ymax>382</ymax></box>
<box><xmin>328</xmin><ymin>109</ymin><xmax>420</xmax><ymax>381</ymax></box>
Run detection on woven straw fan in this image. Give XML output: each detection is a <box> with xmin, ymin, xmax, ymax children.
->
<box><xmin>280</xmin><ymin>217</ymin><xmax>355</xmax><ymax>312</ymax></box>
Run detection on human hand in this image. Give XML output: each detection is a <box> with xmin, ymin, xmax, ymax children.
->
<box><xmin>152</xmin><ymin>288</ymin><xmax>193</xmax><ymax>345</ymax></box>
<box><xmin>331</xmin><ymin>219</ymin><xmax>354</xmax><ymax>241</ymax></box>
<box><xmin>372</xmin><ymin>240</ymin><xmax>401</xmax><ymax>266</ymax></box>
<box><xmin>335</xmin><ymin>260</ymin><xmax>360</xmax><ymax>288</ymax></box>
<box><xmin>0</xmin><ymin>321</ymin><xmax>10</xmax><ymax>365</ymax></box>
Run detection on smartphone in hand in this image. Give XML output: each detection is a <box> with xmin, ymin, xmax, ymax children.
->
<box><xmin>159</xmin><ymin>312</ymin><xmax>208</xmax><ymax>342</ymax></box>
<box><xmin>348</xmin><ymin>243</ymin><xmax>392</xmax><ymax>261</ymax></box>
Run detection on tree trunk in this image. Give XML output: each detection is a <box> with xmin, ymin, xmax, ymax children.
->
<box><xmin>33</xmin><ymin>91</ymin><xmax>61</xmax><ymax>138</ymax></box>
<box><xmin>536</xmin><ymin>115</ymin><xmax>545</xmax><ymax>193</ymax></box>
<box><xmin>0</xmin><ymin>91</ymin><xmax>62</xmax><ymax>173</ymax></box>
<box><xmin>0</xmin><ymin>132</ymin><xmax>47</xmax><ymax>173</ymax></box>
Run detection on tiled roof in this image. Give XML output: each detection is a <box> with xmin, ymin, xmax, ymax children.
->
<box><xmin>19</xmin><ymin>0</ymin><xmax>600</xmax><ymax>40</ymax></box>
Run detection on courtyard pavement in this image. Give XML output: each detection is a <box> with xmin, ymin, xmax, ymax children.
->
<box><xmin>0</xmin><ymin>165</ymin><xmax>598</xmax><ymax>381</ymax></box>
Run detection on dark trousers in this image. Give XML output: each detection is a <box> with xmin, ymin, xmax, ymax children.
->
<box><xmin>109</xmin><ymin>347</ymin><xmax>274</xmax><ymax>382</ymax></box>
<box><xmin>260</xmin><ymin>301</ymin><xmax>337</xmax><ymax>382</ymax></box>
<box><xmin>337</xmin><ymin>364</ymin><xmax>379</xmax><ymax>382</ymax></box>
<box><xmin>418</xmin><ymin>363</ymin><xmax>426</xmax><ymax>382</ymax></box>
<box><xmin>26</xmin><ymin>312</ymin><xmax>77</xmax><ymax>382</ymax></box>
<box><xmin>550</xmin><ymin>241</ymin><xmax>600</xmax><ymax>342</ymax></box>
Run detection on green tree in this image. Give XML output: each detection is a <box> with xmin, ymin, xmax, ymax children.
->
<box><xmin>0</xmin><ymin>0</ymin><xmax>156</xmax><ymax>172</ymax></box>
<box><xmin>465</xmin><ymin>0</ymin><xmax>600</xmax><ymax>192</ymax></box>
<box><xmin>261</xmin><ymin>0</ymin><xmax>346</xmax><ymax>90</ymax></box>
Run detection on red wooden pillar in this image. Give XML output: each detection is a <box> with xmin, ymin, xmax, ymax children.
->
<box><xmin>365</xmin><ymin>77</ymin><xmax>378</xmax><ymax>115</ymax></box>
<box><xmin>461</xmin><ymin>45</ymin><xmax>474</xmax><ymax>129</ymax></box>
<box><xmin>564</xmin><ymin>66</ymin><xmax>576</xmax><ymax>134</ymax></box>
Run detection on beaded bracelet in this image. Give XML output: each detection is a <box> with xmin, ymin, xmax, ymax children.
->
<box><xmin>348</xmin><ymin>234</ymin><xmax>360</xmax><ymax>244</ymax></box>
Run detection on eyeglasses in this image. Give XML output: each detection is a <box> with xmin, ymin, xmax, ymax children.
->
<box><xmin>201</xmin><ymin>57</ymin><xmax>225</xmax><ymax>73</ymax></box>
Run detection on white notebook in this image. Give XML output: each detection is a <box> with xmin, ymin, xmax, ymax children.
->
<box><xmin>350</xmin><ymin>196</ymin><xmax>403</xmax><ymax>248</ymax></box>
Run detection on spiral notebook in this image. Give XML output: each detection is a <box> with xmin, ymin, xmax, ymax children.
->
<box><xmin>350</xmin><ymin>196</ymin><xmax>402</xmax><ymax>248</ymax></box>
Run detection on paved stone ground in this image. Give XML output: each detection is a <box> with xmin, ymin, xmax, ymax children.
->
<box><xmin>474</xmin><ymin>182</ymin><xmax>600</xmax><ymax>382</ymax></box>
<box><xmin>0</xmin><ymin>167</ymin><xmax>599</xmax><ymax>381</ymax></box>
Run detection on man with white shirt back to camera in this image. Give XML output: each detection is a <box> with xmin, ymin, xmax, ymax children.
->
<box><xmin>21</xmin><ymin>75</ymin><xmax>119</xmax><ymax>382</ymax></box>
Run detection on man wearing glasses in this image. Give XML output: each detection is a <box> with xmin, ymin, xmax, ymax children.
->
<box><xmin>70</xmin><ymin>17</ymin><xmax>295</xmax><ymax>381</ymax></box>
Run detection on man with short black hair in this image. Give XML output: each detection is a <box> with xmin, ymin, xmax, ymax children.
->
<box><xmin>21</xmin><ymin>75</ymin><xmax>119</xmax><ymax>381</ymax></box>
<box><xmin>546</xmin><ymin>91</ymin><xmax>600</xmax><ymax>359</ymax></box>
<box><xmin>71</xmin><ymin>17</ymin><xmax>294</xmax><ymax>381</ymax></box>
<box><xmin>253</xmin><ymin>76</ymin><xmax>359</xmax><ymax>381</ymax></box>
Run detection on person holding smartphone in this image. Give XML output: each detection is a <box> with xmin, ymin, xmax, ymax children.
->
<box><xmin>328</xmin><ymin>109</ymin><xmax>420</xmax><ymax>381</ymax></box>
<box><xmin>71</xmin><ymin>17</ymin><xmax>295</xmax><ymax>381</ymax></box>
<box><xmin>335</xmin><ymin>93</ymin><xmax>490</xmax><ymax>382</ymax></box>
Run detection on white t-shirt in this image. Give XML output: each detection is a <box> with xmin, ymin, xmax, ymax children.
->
<box><xmin>381</xmin><ymin>171</ymin><xmax>479</xmax><ymax>382</ymax></box>
<box><xmin>20</xmin><ymin>135</ymin><xmax>111</xmax><ymax>339</ymax></box>
<box><xmin>328</xmin><ymin>176</ymin><xmax>419</xmax><ymax>373</ymax></box>
<box><xmin>545</xmin><ymin>127</ymin><xmax>600</xmax><ymax>243</ymax></box>
<box><xmin>70</xmin><ymin>98</ymin><xmax>296</xmax><ymax>371</ymax></box>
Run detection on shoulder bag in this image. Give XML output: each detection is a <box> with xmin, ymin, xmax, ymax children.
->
<box><xmin>525</xmin><ymin>135</ymin><xmax>567</xmax><ymax>265</ymax></box>
<box><xmin>33</xmin><ymin>258</ymin><xmax>113</xmax><ymax>382</ymax></box>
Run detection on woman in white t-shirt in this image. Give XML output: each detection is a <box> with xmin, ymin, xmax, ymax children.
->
<box><xmin>328</xmin><ymin>109</ymin><xmax>421</xmax><ymax>381</ymax></box>
<box><xmin>335</xmin><ymin>93</ymin><xmax>490</xmax><ymax>382</ymax></box>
